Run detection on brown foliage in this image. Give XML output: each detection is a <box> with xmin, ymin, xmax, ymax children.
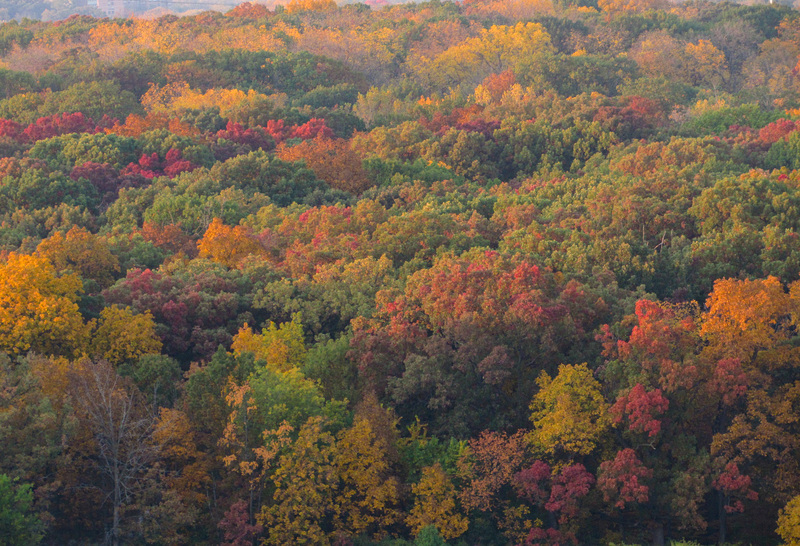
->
<box><xmin>276</xmin><ymin>137</ymin><xmax>373</xmax><ymax>194</ymax></box>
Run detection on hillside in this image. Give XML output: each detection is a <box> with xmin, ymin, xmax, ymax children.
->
<box><xmin>0</xmin><ymin>1</ymin><xmax>800</xmax><ymax>544</ymax></box>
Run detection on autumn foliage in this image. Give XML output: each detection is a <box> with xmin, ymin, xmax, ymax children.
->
<box><xmin>0</xmin><ymin>1</ymin><xmax>799</xmax><ymax>545</ymax></box>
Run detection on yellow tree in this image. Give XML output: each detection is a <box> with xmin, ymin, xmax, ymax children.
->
<box><xmin>0</xmin><ymin>253</ymin><xmax>88</xmax><ymax>357</ymax></box>
<box><xmin>259</xmin><ymin>416</ymin><xmax>338</xmax><ymax>546</ymax></box>
<box><xmin>197</xmin><ymin>218</ymin><xmax>265</xmax><ymax>268</ymax></box>
<box><xmin>414</xmin><ymin>22</ymin><xmax>554</xmax><ymax>89</ymax></box>
<box><xmin>683</xmin><ymin>40</ymin><xmax>729</xmax><ymax>90</ymax></box>
<box><xmin>778</xmin><ymin>494</ymin><xmax>800</xmax><ymax>545</ymax></box>
<box><xmin>528</xmin><ymin>363</ymin><xmax>611</xmax><ymax>458</ymax></box>
<box><xmin>285</xmin><ymin>0</ymin><xmax>337</xmax><ymax>13</ymax></box>
<box><xmin>332</xmin><ymin>416</ymin><xmax>401</xmax><ymax>539</ymax></box>
<box><xmin>152</xmin><ymin>408</ymin><xmax>212</xmax><ymax>509</ymax></box>
<box><xmin>630</xmin><ymin>31</ymin><xmax>686</xmax><ymax>82</ymax></box>
<box><xmin>36</xmin><ymin>226</ymin><xmax>120</xmax><ymax>289</ymax></box>
<box><xmin>89</xmin><ymin>306</ymin><xmax>163</xmax><ymax>365</ymax></box>
<box><xmin>231</xmin><ymin>314</ymin><xmax>307</xmax><ymax>372</ymax></box>
<box><xmin>407</xmin><ymin>463</ymin><xmax>469</xmax><ymax>540</ymax></box>
<box><xmin>219</xmin><ymin>380</ymin><xmax>294</xmax><ymax>527</ymax></box>
<box><xmin>700</xmin><ymin>276</ymin><xmax>791</xmax><ymax>363</ymax></box>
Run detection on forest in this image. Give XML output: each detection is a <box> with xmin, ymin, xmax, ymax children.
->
<box><xmin>1</xmin><ymin>0</ymin><xmax>800</xmax><ymax>544</ymax></box>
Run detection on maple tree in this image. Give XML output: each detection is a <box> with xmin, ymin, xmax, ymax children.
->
<box><xmin>701</xmin><ymin>276</ymin><xmax>792</xmax><ymax>357</ymax></box>
<box><xmin>597</xmin><ymin>448</ymin><xmax>652</xmax><ymax>511</ymax></box>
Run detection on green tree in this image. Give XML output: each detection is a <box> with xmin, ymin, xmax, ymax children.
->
<box><xmin>0</xmin><ymin>474</ymin><xmax>43</xmax><ymax>546</ymax></box>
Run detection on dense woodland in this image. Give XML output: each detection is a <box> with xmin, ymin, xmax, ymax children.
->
<box><xmin>3</xmin><ymin>0</ymin><xmax>800</xmax><ymax>544</ymax></box>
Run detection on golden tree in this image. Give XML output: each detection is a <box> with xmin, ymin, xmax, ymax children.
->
<box><xmin>0</xmin><ymin>252</ymin><xmax>88</xmax><ymax>357</ymax></box>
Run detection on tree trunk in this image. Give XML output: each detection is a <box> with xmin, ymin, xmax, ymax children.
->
<box><xmin>547</xmin><ymin>510</ymin><xmax>558</xmax><ymax>530</ymax></box>
<box><xmin>113</xmin><ymin>452</ymin><xmax>121</xmax><ymax>546</ymax></box>
<box><xmin>651</xmin><ymin>522</ymin><xmax>664</xmax><ymax>546</ymax></box>
<box><xmin>112</xmin><ymin>492</ymin><xmax>120</xmax><ymax>546</ymax></box>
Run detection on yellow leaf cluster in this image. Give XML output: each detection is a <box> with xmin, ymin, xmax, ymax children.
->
<box><xmin>197</xmin><ymin>218</ymin><xmax>266</xmax><ymax>268</ymax></box>
<box><xmin>259</xmin><ymin>416</ymin><xmax>337</xmax><ymax>545</ymax></box>
<box><xmin>0</xmin><ymin>253</ymin><xmax>88</xmax><ymax>358</ymax></box>
<box><xmin>285</xmin><ymin>0</ymin><xmax>337</xmax><ymax>14</ymax></box>
<box><xmin>89</xmin><ymin>18</ymin><xmax>283</xmax><ymax>58</ymax></box>
<box><xmin>528</xmin><ymin>363</ymin><xmax>611</xmax><ymax>457</ymax></box>
<box><xmin>36</xmin><ymin>227</ymin><xmax>120</xmax><ymax>289</ymax></box>
<box><xmin>142</xmin><ymin>83</ymin><xmax>273</xmax><ymax>120</ymax></box>
<box><xmin>700</xmin><ymin>276</ymin><xmax>792</xmax><ymax>362</ymax></box>
<box><xmin>683</xmin><ymin>39</ymin><xmax>729</xmax><ymax>88</ymax></box>
<box><xmin>333</xmin><ymin>417</ymin><xmax>400</xmax><ymax>537</ymax></box>
<box><xmin>412</xmin><ymin>22</ymin><xmax>554</xmax><ymax>88</ymax></box>
<box><xmin>777</xmin><ymin>494</ymin><xmax>800</xmax><ymax>544</ymax></box>
<box><xmin>88</xmin><ymin>306</ymin><xmax>162</xmax><ymax>365</ymax></box>
<box><xmin>231</xmin><ymin>314</ymin><xmax>307</xmax><ymax>372</ymax></box>
<box><xmin>407</xmin><ymin>463</ymin><xmax>469</xmax><ymax>540</ymax></box>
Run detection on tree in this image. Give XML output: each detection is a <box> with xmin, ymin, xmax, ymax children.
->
<box><xmin>413</xmin><ymin>23</ymin><xmax>555</xmax><ymax>90</ymax></box>
<box><xmin>0</xmin><ymin>474</ymin><xmax>43</xmax><ymax>546</ymax></box>
<box><xmin>219</xmin><ymin>381</ymin><xmax>293</xmax><ymax>538</ymax></box>
<box><xmin>218</xmin><ymin>499</ymin><xmax>263</xmax><ymax>546</ymax></box>
<box><xmin>513</xmin><ymin>459</ymin><xmax>595</xmax><ymax>540</ymax></box>
<box><xmin>0</xmin><ymin>252</ymin><xmax>88</xmax><ymax>358</ymax></box>
<box><xmin>598</xmin><ymin>0</ymin><xmax>666</xmax><ymax>15</ymax></box>
<box><xmin>286</xmin><ymin>0</ymin><xmax>337</xmax><ymax>13</ymax></box>
<box><xmin>683</xmin><ymin>40</ymin><xmax>729</xmax><ymax>91</ymax></box>
<box><xmin>700</xmin><ymin>276</ymin><xmax>791</xmax><ymax>363</ymax></box>
<box><xmin>596</xmin><ymin>448</ymin><xmax>651</xmax><ymax>511</ymax></box>
<box><xmin>68</xmin><ymin>360</ymin><xmax>159</xmax><ymax>546</ymax></box>
<box><xmin>711</xmin><ymin>382</ymin><xmax>800</xmax><ymax>507</ymax></box>
<box><xmin>205</xmin><ymin>150</ymin><xmax>332</xmax><ymax>207</ymax></box>
<box><xmin>332</xmin><ymin>415</ymin><xmax>401</xmax><ymax>539</ymax></box>
<box><xmin>89</xmin><ymin>306</ymin><xmax>163</xmax><ymax>366</ymax></box>
<box><xmin>231</xmin><ymin>314</ymin><xmax>307</xmax><ymax>372</ymax></box>
<box><xmin>610</xmin><ymin>383</ymin><xmax>670</xmax><ymax>438</ymax></box>
<box><xmin>629</xmin><ymin>31</ymin><xmax>686</xmax><ymax>84</ymax></box>
<box><xmin>102</xmin><ymin>262</ymin><xmax>253</xmax><ymax>362</ymax></box>
<box><xmin>276</xmin><ymin>137</ymin><xmax>373</xmax><ymax>194</ymax></box>
<box><xmin>258</xmin><ymin>416</ymin><xmax>338</xmax><ymax>546</ymax></box>
<box><xmin>459</xmin><ymin>430</ymin><xmax>528</xmax><ymax>513</ymax></box>
<box><xmin>777</xmin><ymin>494</ymin><xmax>800</xmax><ymax>545</ymax></box>
<box><xmin>407</xmin><ymin>463</ymin><xmax>469</xmax><ymax>541</ymax></box>
<box><xmin>197</xmin><ymin>217</ymin><xmax>265</xmax><ymax>268</ymax></box>
<box><xmin>528</xmin><ymin>363</ymin><xmax>611</xmax><ymax>458</ymax></box>
<box><xmin>38</xmin><ymin>81</ymin><xmax>142</xmax><ymax>123</ymax></box>
<box><xmin>36</xmin><ymin>226</ymin><xmax>120</xmax><ymax>289</ymax></box>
